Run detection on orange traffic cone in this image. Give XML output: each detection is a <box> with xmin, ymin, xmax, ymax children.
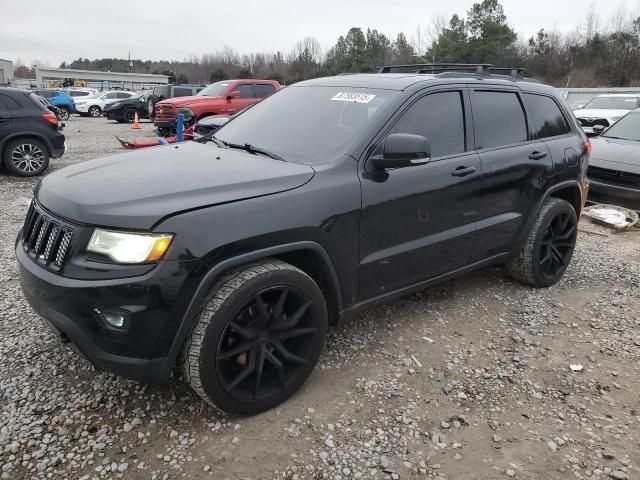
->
<box><xmin>132</xmin><ymin>112</ymin><xmax>141</xmax><ymax>129</ymax></box>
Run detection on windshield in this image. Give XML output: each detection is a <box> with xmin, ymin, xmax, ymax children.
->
<box><xmin>214</xmin><ymin>86</ymin><xmax>396</xmax><ymax>164</ymax></box>
<box><xmin>197</xmin><ymin>81</ymin><xmax>231</xmax><ymax>97</ymax></box>
<box><xmin>602</xmin><ymin>112</ymin><xmax>640</xmax><ymax>141</ymax></box>
<box><xmin>583</xmin><ymin>96</ymin><xmax>640</xmax><ymax>110</ymax></box>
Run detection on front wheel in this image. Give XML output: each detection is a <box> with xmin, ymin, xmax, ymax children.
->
<box><xmin>182</xmin><ymin>260</ymin><xmax>328</xmax><ymax>415</ymax></box>
<box><xmin>88</xmin><ymin>105</ymin><xmax>101</xmax><ymax>117</ymax></box>
<box><xmin>123</xmin><ymin>108</ymin><xmax>137</xmax><ymax>123</ymax></box>
<box><xmin>508</xmin><ymin>198</ymin><xmax>578</xmax><ymax>288</ymax></box>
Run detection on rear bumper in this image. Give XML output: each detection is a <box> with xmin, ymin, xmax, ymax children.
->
<box><xmin>50</xmin><ymin>133</ymin><xmax>66</xmax><ymax>159</ymax></box>
<box><xmin>588</xmin><ymin>178</ymin><xmax>640</xmax><ymax>210</ymax></box>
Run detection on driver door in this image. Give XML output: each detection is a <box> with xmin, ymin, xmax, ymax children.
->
<box><xmin>358</xmin><ymin>89</ymin><xmax>482</xmax><ymax>300</ymax></box>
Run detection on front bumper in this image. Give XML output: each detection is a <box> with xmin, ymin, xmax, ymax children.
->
<box><xmin>16</xmin><ymin>241</ymin><xmax>197</xmax><ymax>383</ymax></box>
<box><xmin>588</xmin><ymin>178</ymin><xmax>640</xmax><ymax>210</ymax></box>
<box><xmin>75</xmin><ymin>104</ymin><xmax>91</xmax><ymax>113</ymax></box>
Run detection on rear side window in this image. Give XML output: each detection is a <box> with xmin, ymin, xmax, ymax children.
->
<box><xmin>117</xmin><ymin>92</ymin><xmax>132</xmax><ymax>98</ymax></box>
<box><xmin>523</xmin><ymin>93</ymin><xmax>571</xmax><ymax>139</ymax></box>
<box><xmin>391</xmin><ymin>91</ymin><xmax>466</xmax><ymax>158</ymax></box>
<box><xmin>254</xmin><ymin>84</ymin><xmax>276</xmax><ymax>98</ymax></box>
<box><xmin>472</xmin><ymin>91</ymin><xmax>527</xmax><ymax>149</ymax></box>
<box><xmin>1</xmin><ymin>93</ymin><xmax>24</xmax><ymax>111</ymax></box>
<box><xmin>234</xmin><ymin>84</ymin><xmax>254</xmax><ymax>99</ymax></box>
<box><xmin>173</xmin><ymin>87</ymin><xmax>193</xmax><ymax>97</ymax></box>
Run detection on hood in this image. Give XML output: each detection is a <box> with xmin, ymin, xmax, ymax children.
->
<box><xmin>573</xmin><ymin>108</ymin><xmax>631</xmax><ymax>120</ymax></box>
<box><xmin>37</xmin><ymin>142</ymin><xmax>315</xmax><ymax>229</ymax></box>
<box><xmin>589</xmin><ymin>136</ymin><xmax>640</xmax><ymax>173</ymax></box>
<box><xmin>159</xmin><ymin>95</ymin><xmax>222</xmax><ymax>108</ymax></box>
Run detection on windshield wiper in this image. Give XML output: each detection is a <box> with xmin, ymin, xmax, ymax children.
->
<box><xmin>197</xmin><ymin>133</ymin><xmax>227</xmax><ymax>148</ymax></box>
<box><xmin>224</xmin><ymin>142</ymin><xmax>285</xmax><ymax>161</ymax></box>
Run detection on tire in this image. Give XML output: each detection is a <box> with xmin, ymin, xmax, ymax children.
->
<box><xmin>57</xmin><ymin>107</ymin><xmax>70</xmax><ymax>121</ymax></box>
<box><xmin>2</xmin><ymin>138</ymin><xmax>50</xmax><ymax>176</ymax></box>
<box><xmin>88</xmin><ymin>105</ymin><xmax>101</xmax><ymax>117</ymax></box>
<box><xmin>507</xmin><ymin>198</ymin><xmax>578</xmax><ymax>288</ymax></box>
<box><xmin>147</xmin><ymin>100</ymin><xmax>155</xmax><ymax>119</ymax></box>
<box><xmin>182</xmin><ymin>259</ymin><xmax>328</xmax><ymax>415</ymax></box>
<box><xmin>123</xmin><ymin>108</ymin><xmax>137</xmax><ymax>123</ymax></box>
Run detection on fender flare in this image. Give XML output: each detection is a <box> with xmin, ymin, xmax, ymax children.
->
<box><xmin>164</xmin><ymin>241</ymin><xmax>343</xmax><ymax>374</ymax></box>
<box><xmin>514</xmin><ymin>180</ymin><xmax>584</xmax><ymax>252</ymax></box>
<box><xmin>0</xmin><ymin>131</ymin><xmax>55</xmax><ymax>156</ymax></box>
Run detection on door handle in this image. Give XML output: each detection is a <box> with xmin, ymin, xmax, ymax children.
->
<box><xmin>451</xmin><ymin>166</ymin><xmax>476</xmax><ymax>177</ymax></box>
<box><xmin>529</xmin><ymin>151</ymin><xmax>548</xmax><ymax>160</ymax></box>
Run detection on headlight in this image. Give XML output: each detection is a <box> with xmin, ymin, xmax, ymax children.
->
<box><xmin>177</xmin><ymin>108</ymin><xmax>195</xmax><ymax>122</ymax></box>
<box><xmin>87</xmin><ymin>229</ymin><xmax>173</xmax><ymax>264</ymax></box>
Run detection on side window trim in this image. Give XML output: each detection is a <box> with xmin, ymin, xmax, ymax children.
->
<box><xmin>469</xmin><ymin>88</ymin><xmax>532</xmax><ymax>151</ymax></box>
<box><xmin>366</xmin><ymin>88</ymin><xmax>470</xmax><ymax>164</ymax></box>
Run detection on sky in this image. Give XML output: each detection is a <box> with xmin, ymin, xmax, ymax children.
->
<box><xmin>1</xmin><ymin>0</ymin><xmax>639</xmax><ymax>67</ymax></box>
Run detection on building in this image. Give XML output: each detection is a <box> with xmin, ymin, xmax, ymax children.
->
<box><xmin>0</xmin><ymin>59</ymin><xmax>14</xmax><ymax>85</ymax></box>
<box><xmin>34</xmin><ymin>67</ymin><xmax>169</xmax><ymax>90</ymax></box>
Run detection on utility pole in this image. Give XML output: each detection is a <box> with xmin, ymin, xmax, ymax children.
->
<box><xmin>128</xmin><ymin>51</ymin><xmax>133</xmax><ymax>73</ymax></box>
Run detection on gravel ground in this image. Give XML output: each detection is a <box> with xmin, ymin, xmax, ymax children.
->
<box><xmin>1</xmin><ymin>117</ymin><xmax>639</xmax><ymax>480</ymax></box>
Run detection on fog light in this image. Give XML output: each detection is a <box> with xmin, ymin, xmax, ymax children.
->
<box><xmin>94</xmin><ymin>308</ymin><xmax>128</xmax><ymax>330</ymax></box>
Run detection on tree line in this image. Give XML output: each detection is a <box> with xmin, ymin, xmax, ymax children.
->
<box><xmin>13</xmin><ymin>1</ymin><xmax>640</xmax><ymax>87</ymax></box>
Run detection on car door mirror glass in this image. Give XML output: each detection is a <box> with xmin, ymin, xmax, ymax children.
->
<box><xmin>227</xmin><ymin>91</ymin><xmax>241</xmax><ymax>100</ymax></box>
<box><xmin>371</xmin><ymin>133</ymin><xmax>432</xmax><ymax>170</ymax></box>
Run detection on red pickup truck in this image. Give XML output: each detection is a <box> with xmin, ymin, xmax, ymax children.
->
<box><xmin>154</xmin><ymin>79</ymin><xmax>281</xmax><ymax>136</ymax></box>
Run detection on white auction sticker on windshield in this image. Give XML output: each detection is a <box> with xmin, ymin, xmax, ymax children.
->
<box><xmin>331</xmin><ymin>92</ymin><xmax>376</xmax><ymax>103</ymax></box>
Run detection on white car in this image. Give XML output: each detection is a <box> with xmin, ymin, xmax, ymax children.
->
<box><xmin>75</xmin><ymin>91</ymin><xmax>135</xmax><ymax>117</ymax></box>
<box><xmin>573</xmin><ymin>94</ymin><xmax>640</xmax><ymax>135</ymax></box>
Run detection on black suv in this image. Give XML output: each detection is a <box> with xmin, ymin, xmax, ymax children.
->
<box><xmin>16</xmin><ymin>65</ymin><xmax>589</xmax><ymax>414</ymax></box>
<box><xmin>147</xmin><ymin>84</ymin><xmax>205</xmax><ymax>119</ymax></box>
<box><xmin>1</xmin><ymin>87</ymin><xmax>65</xmax><ymax>176</ymax></box>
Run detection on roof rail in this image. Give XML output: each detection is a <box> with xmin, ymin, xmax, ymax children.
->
<box><xmin>377</xmin><ymin>63</ymin><xmax>527</xmax><ymax>78</ymax></box>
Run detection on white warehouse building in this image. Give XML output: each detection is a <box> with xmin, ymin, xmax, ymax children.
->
<box><xmin>0</xmin><ymin>59</ymin><xmax>14</xmax><ymax>85</ymax></box>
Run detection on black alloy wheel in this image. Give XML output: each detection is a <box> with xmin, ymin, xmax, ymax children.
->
<box><xmin>539</xmin><ymin>210</ymin><xmax>577</xmax><ymax>279</ymax></box>
<box><xmin>217</xmin><ymin>286</ymin><xmax>320</xmax><ymax>402</ymax></box>
<box><xmin>124</xmin><ymin>108</ymin><xmax>137</xmax><ymax>123</ymax></box>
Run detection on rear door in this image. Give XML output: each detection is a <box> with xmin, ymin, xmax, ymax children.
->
<box><xmin>359</xmin><ymin>88</ymin><xmax>482</xmax><ymax>299</ymax></box>
<box><xmin>469</xmin><ymin>89</ymin><xmax>553</xmax><ymax>261</ymax></box>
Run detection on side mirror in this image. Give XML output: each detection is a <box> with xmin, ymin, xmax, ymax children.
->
<box><xmin>371</xmin><ymin>133</ymin><xmax>431</xmax><ymax>170</ymax></box>
<box><xmin>592</xmin><ymin>125</ymin><xmax>606</xmax><ymax>135</ymax></box>
<box><xmin>227</xmin><ymin>91</ymin><xmax>241</xmax><ymax>100</ymax></box>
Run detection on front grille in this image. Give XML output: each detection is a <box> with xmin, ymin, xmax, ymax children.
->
<box><xmin>22</xmin><ymin>203</ymin><xmax>74</xmax><ymax>272</ymax></box>
<box><xmin>588</xmin><ymin>166</ymin><xmax>640</xmax><ymax>186</ymax></box>
<box><xmin>154</xmin><ymin>104</ymin><xmax>177</xmax><ymax>122</ymax></box>
<box><xmin>578</xmin><ymin>118</ymin><xmax>610</xmax><ymax>128</ymax></box>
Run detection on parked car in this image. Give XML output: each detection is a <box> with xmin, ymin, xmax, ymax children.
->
<box><xmin>154</xmin><ymin>80</ymin><xmax>280</xmax><ymax>136</ymax></box>
<box><xmin>104</xmin><ymin>90</ymin><xmax>152</xmax><ymax>123</ymax></box>
<box><xmin>75</xmin><ymin>91</ymin><xmax>135</xmax><ymax>117</ymax></box>
<box><xmin>0</xmin><ymin>87</ymin><xmax>65</xmax><ymax>176</ymax></box>
<box><xmin>33</xmin><ymin>94</ymin><xmax>61</xmax><ymax>118</ymax></box>
<box><xmin>147</xmin><ymin>84</ymin><xmax>205</xmax><ymax>120</ymax></box>
<box><xmin>63</xmin><ymin>88</ymin><xmax>98</xmax><ymax>99</ymax></box>
<box><xmin>16</xmin><ymin>65</ymin><xmax>589</xmax><ymax>414</ymax></box>
<box><xmin>587</xmin><ymin>109</ymin><xmax>640</xmax><ymax>210</ymax></box>
<box><xmin>573</xmin><ymin>94</ymin><xmax>640</xmax><ymax>136</ymax></box>
<box><xmin>31</xmin><ymin>89</ymin><xmax>76</xmax><ymax>121</ymax></box>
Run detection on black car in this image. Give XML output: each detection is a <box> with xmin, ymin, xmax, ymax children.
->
<box><xmin>0</xmin><ymin>87</ymin><xmax>65</xmax><ymax>176</ymax></box>
<box><xmin>587</xmin><ymin>110</ymin><xmax>640</xmax><ymax>210</ymax></box>
<box><xmin>104</xmin><ymin>90</ymin><xmax>152</xmax><ymax>123</ymax></box>
<box><xmin>147</xmin><ymin>84</ymin><xmax>205</xmax><ymax>119</ymax></box>
<box><xmin>16</xmin><ymin>65</ymin><xmax>589</xmax><ymax>414</ymax></box>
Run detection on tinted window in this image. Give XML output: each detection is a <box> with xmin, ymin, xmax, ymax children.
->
<box><xmin>67</xmin><ymin>91</ymin><xmax>90</xmax><ymax>97</ymax></box>
<box><xmin>235</xmin><ymin>84</ymin><xmax>254</xmax><ymax>99</ymax></box>
<box><xmin>103</xmin><ymin>92</ymin><xmax>118</xmax><ymax>99</ymax></box>
<box><xmin>117</xmin><ymin>92</ymin><xmax>132</xmax><ymax>99</ymax></box>
<box><xmin>472</xmin><ymin>91</ymin><xmax>527</xmax><ymax>149</ymax></box>
<box><xmin>173</xmin><ymin>87</ymin><xmax>193</xmax><ymax>97</ymax></box>
<box><xmin>391</xmin><ymin>91</ymin><xmax>466</xmax><ymax>158</ymax></box>
<box><xmin>523</xmin><ymin>94</ymin><xmax>571</xmax><ymax>139</ymax></box>
<box><xmin>255</xmin><ymin>84</ymin><xmax>276</xmax><ymax>98</ymax></box>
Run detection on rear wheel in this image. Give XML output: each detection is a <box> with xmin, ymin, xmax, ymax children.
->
<box><xmin>123</xmin><ymin>108</ymin><xmax>137</xmax><ymax>123</ymax></box>
<box><xmin>182</xmin><ymin>260</ymin><xmax>327</xmax><ymax>415</ymax></box>
<box><xmin>508</xmin><ymin>198</ymin><xmax>578</xmax><ymax>288</ymax></box>
<box><xmin>2</xmin><ymin>138</ymin><xmax>50</xmax><ymax>176</ymax></box>
<box><xmin>56</xmin><ymin>107</ymin><xmax>70</xmax><ymax>121</ymax></box>
<box><xmin>88</xmin><ymin>105</ymin><xmax>101</xmax><ymax>117</ymax></box>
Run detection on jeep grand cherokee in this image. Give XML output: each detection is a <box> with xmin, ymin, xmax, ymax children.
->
<box><xmin>17</xmin><ymin>64</ymin><xmax>589</xmax><ymax>415</ymax></box>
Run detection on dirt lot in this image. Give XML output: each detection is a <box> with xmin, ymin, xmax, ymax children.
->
<box><xmin>0</xmin><ymin>116</ymin><xmax>639</xmax><ymax>480</ymax></box>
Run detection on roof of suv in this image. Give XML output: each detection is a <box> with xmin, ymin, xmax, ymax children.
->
<box><xmin>297</xmin><ymin>72</ymin><xmax>549</xmax><ymax>93</ymax></box>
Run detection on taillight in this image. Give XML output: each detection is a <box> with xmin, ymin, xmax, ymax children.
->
<box><xmin>586</xmin><ymin>141</ymin><xmax>592</xmax><ymax>157</ymax></box>
<box><xmin>42</xmin><ymin>112</ymin><xmax>58</xmax><ymax>126</ymax></box>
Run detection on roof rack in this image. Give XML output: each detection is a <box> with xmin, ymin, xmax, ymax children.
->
<box><xmin>377</xmin><ymin>63</ymin><xmax>527</xmax><ymax>78</ymax></box>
